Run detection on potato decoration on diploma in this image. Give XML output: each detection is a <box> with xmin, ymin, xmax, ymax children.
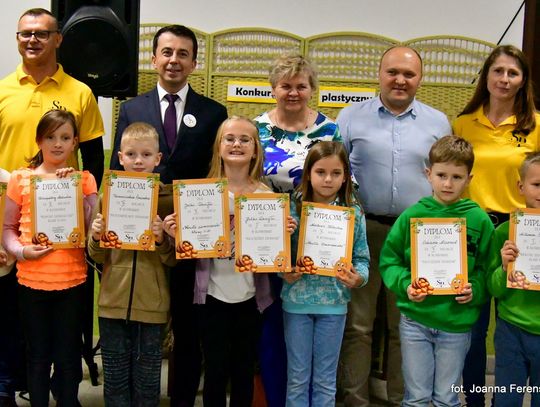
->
<box><xmin>234</xmin><ymin>193</ymin><xmax>291</xmax><ymax>273</ymax></box>
<box><xmin>410</xmin><ymin>218</ymin><xmax>468</xmax><ymax>295</ymax></box>
<box><xmin>296</xmin><ymin>202</ymin><xmax>355</xmax><ymax>277</ymax></box>
<box><xmin>30</xmin><ymin>173</ymin><xmax>86</xmax><ymax>249</ymax></box>
<box><xmin>173</xmin><ymin>178</ymin><xmax>231</xmax><ymax>259</ymax></box>
<box><xmin>101</xmin><ymin>170</ymin><xmax>159</xmax><ymax>251</ymax></box>
<box><xmin>507</xmin><ymin>208</ymin><xmax>540</xmax><ymax>290</ymax></box>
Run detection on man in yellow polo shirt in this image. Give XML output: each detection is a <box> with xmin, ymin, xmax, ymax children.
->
<box><xmin>0</xmin><ymin>7</ymin><xmax>104</xmax><ymax>182</ymax></box>
<box><xmin>0</xmin><ymin>8</ymin><xmax>104</xmax><ymax>406</ymax></box>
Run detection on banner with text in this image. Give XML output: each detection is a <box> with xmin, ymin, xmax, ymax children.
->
<box><xmin>318</xmin><ymin>86</ymin><xmax>377</xmax><ymax>107</ymax></box>
<box><xmin>227</xmin><ymin>80</ymin><xmax>275</xmax><ymax>103</ymax></box>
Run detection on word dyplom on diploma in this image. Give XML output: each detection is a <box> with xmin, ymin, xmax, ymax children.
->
<box><xmin>296</xmin><ymin>202</ymin><xmax>355</xmax><ymax>277</ymax></box>
<box><xmin>101</xmin><ymin>170</ymin><xmax>159</xmax><ymax>251</ymax></box>
<box><xmin>508</xmin><ymin>208</ymin><xmax>540</xmax><ymax>290</ymax></box>
<box><xmin>234</xmin><ymin>193</ymin><xmax>291</xmax><ymax>273</ymax></box>
<box><xmin>0</xmin><ymin>182</ymin><xmax>7</xmax><ymax>239</ymax></box>
<box><xmin>410</xmin><ymin>218</ymin><xmax>468</xmax><ymax>295</ymax></box>
<box><xmin>30</xmin><ymin>173</ymin><xmax>85</xmax><ymax>249</ymax></box>
<box><xmin>173</xmin><ymin>178</ymin><xmax>230</xmax><ymax>259</ymax></box>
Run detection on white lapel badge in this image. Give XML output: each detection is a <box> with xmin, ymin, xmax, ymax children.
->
<box><xmin>183</xmin><ymin>114</ymin><xmax>197</xmax><ymax>128</ymax></box>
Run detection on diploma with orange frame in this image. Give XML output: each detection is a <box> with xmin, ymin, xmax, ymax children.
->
<box><xmin>100</xmin><ymin>170</ymin><xmax>159</xmax><ymax>251</ymax></box>
<box><xmin>173</xmin><ymin>178</ymin><xmax>231</xmax><ymax>259</ymax></box>
<box><xmin>296</xmin><ymin>202</ymin><xmax>355</xmax><ymax>277</ymax></box>
<box><xmin>29</xmin><ymin>172</ymin><xmax>86</xmax><ymax>249</ymax></box>
<box><xmin>0</xmin><ymin>182</ymin><xmax>7</xmax><ymax>240</ymax></box>
<box><xmin>507</xmin><ymin>208</ymin><xmax>540</xmax><ymax>290</ymax></box>
<box><xmin>410</xmin><ymin>218</ymin><xmax>468</xmax><ymax>295</ymax></box>
<box><xmin>234</xmin><ymin>193</ymin><xmax>291</xmax><ymax>273</ymax></box>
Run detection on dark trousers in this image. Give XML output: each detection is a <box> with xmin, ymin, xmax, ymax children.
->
<box><xmin>99</xmin><ymin>318</ymin><xmax>163</xmax><ymax>407</ymax></box>
<box><xmin>169</xmin><ymin>266</ymin><xmax>201</xmax><ymax>407</ymax></box>
<box><xmin>462</xmin><ymin>212</ymin><xmax>506</xmax><ymax>407</ymax></box>
<box><xmin>0</xmin><ymin>270</ymin><xmax>25</xmax><ymax>400</ymax></box>
<box><xmin>259</xmin><ymin>298</ymin><xmax>287</xmax><ymax>407</ymax></box>
<box><xmin>199</xmin><ymin>295</ymin><xmax>261</xmax><ymax>407</ymax></box>
<box><xmin>463</xmin><ymin>300</ymin><xmax>492</xmax><ymax>406</ymax></box>
<box><xmin>18</xmin><ymin>283</ymin><xmax>84</xmax><ymax>407</ymax></box>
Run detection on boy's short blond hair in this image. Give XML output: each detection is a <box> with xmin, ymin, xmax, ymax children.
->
<box><xmin>519</xmin><ymin>151</ymin><xmax>540</xmax><ymax>179</ymax></box>
<box><xmin>120</xmin><ymin>122</ymin><xmax>160</xmax><ymax>152</ymax></box>
<box><xmin>428</xmin><ymin>135</ymin><xmax>474</xmax><ymax>173</ymax></box>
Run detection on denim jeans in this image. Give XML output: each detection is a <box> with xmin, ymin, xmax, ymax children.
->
<box><xmin>400</xmin><ymin>314</ymin><xmax>470</xmax><ymax>407</ymax></box>
<box><xmin>99</xmin><ymin>318</ymin><xmax>163</xmax><ymax>407</ymax></box>
<box><xmin>283</xmin><ymin>311</ymin><xmax>346</xmax><ymax>407</ymax></box>
<box><xmin>494</xmin><ymin>317</ymin><xmax>540</xmax><ymax>407</ymax></box>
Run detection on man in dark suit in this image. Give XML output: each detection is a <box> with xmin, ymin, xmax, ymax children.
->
<box><xmin>110</xmin><ymin>25</ymin><xmax>227</xmax><ymax>407</ymax></box>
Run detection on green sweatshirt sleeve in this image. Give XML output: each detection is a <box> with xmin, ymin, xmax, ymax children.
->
<box><xmin>487</xmin><ymin>222</ymin><xmax>510</xmax><ymax>299</ymax></box>
<box><xmin>379</xmin><ymin>213</ymin><xmax>413</xmax><ymax>301</ymax></box>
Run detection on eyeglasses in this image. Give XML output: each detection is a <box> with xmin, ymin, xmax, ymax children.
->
<box><xmin>16</xmin><ymin>30</ymin><xmax>58</xmax><ymax>41</ymax></box>
<box><xmin>221</xmin><ymin>136</ymin><xmax>254</xmax><ymax>146</ymax></box>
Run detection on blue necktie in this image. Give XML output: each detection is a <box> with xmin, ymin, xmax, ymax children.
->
<box><xmin>164</xmin><ymin>94</ymin><xmax>179</xmax><ymax>150</ymax></box>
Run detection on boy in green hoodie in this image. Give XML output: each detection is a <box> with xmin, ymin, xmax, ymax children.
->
<box><xmin>380</xmin><ymin>135</ymin><xmax>494</xmax><ymax>407</ymax></box>
<box><xmin>488</xmin><ymin>151</ymin><xmax>540</xmax><ymax>407</ymax></box>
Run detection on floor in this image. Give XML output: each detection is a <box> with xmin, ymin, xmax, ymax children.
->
<box><xmin>14</xmin><ymin>354</ymin><xmax>531</xmax><ymax>406</ymax></box>
<box><xmin>15</xmin><ymin>357</ymin><xmax>182</xmax><ymax>407</ymax></box>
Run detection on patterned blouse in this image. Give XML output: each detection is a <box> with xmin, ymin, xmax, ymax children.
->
<box><xmin>254</xmin><ymin>111</ymin><xmax>342</xmax><ymax>194</ymax></box>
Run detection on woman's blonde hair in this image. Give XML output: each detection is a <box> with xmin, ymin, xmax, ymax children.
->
<box><xmin>207</xmin><ymin>116</ymin><xmax>264</xmax><ymax>183</ymax></box>
<box><xmin>269</xmin><ymin>54</ymin><xmax>318</xmax><ymax>90</ymax></box>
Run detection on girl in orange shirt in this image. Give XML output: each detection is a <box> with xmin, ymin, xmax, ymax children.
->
<box><xmin>2</xmin><ymin>110</ymin><xmax>97</xmax><ymax>407</ymax></box>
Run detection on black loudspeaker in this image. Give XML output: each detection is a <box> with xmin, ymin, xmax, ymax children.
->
<box><xmin>51</xmin><ymin>0</ymin><xmax>140</xmax><ymax>97</ymax></box>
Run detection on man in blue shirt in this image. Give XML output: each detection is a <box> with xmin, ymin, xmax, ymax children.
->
<box><xmin>336</xmin><ymin>46</ymin><xmax>451</xmax><ymax>407</ymax></box>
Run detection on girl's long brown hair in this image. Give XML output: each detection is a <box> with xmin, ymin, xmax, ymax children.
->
<box><xmin>27</xmin><ymin>109</ymin><xmax>78</xmax><ymax>168</ymax></box>
<box><xmin>295</xmin><ymin>141</ymin><xmax>356</xmax><ymax>213</ymax></box>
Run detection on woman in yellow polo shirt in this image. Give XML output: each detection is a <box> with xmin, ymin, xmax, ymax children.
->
<box><xmin>453</xmin><ymin>45</ymin><xmax>539</xmax><ymax>217</ymax></box>
<box><xmin>452</xmin><ymin>44</ymin><xmax>539</xmax><ymax>407</ymax></box>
